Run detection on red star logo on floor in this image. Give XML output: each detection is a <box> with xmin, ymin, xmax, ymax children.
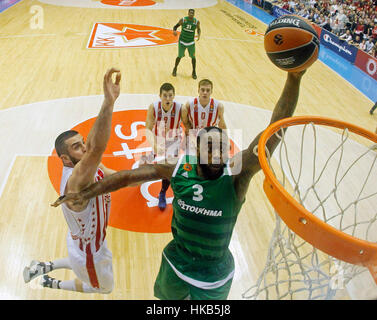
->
<box><xmin>111</xmin><ymin>26</ymin><xmax>162</xmax><ymax>42</ymax></box>
<box><xmin>88</xmin><ymin>23</ymin><xmax>179</xmax><ymax>49</ymax></box>
<box><xmin>101</xmin><ymin>0</ymin><xmax>155</xmax><ymax>6</ymax></box>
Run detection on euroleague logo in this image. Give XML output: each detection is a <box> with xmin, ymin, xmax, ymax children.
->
<box><xmin>47</xmin><ymin>109</ymin><xmax>239</xmax><ymax>233</ymax></box>
<box><xmin>274</xmin><ymin>34</ymin><xmax>283</xmax><ymax>45</ymax></box>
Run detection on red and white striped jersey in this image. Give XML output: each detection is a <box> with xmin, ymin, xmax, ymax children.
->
<box><xmin>188</xmin><ymin>97</ymin><xmax>220</xmax><ymax>129</ymax></box>
<box><xmin>60</xmin><ymin>166</ymin><xmax>111</xmax><ymax>255</ymax></box>
<box><xmin>153</xmin><ymin>100</ymin><xmax>183</xmax><ymax>140</ymax></box>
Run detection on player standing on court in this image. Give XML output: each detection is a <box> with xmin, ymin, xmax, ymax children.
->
<box><xmin>51</xmin><ymin>70</ymin><xmax>306</xmax><ymax>299</ymax></box>
<box><xmin>172</xmin><ymin>9</ymin><xmax>201</xmax><ymax>80</ymax></box>
<box><xmin>23</xmin><ymin>68</ymin><xmax>121</xmax><ymax>294</ymax></box>
<box><xmin>181</xmin><ymin>79</ymin><xmax>227</xmax><ymax>153</ymax></box>
<box><xmin>144</xmin><ymin>82</ymin><xmax>183</xmax><ymax>210</ymax></box>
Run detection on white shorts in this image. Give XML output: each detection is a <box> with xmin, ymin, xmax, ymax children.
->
<box><xmin>155</xmin><ymin>138</ymin><xmax>181</xmax><ymax>159</ymax></box>
<box><xmin>67</xmin><ymin>234</ymin><xmax>114</xmax><ymax>292</ymax></box>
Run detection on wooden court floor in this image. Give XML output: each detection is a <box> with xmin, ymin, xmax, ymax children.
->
<box><xmin>0</xmin><ymin>0</ymin><xmax>376</xmax><ymax>300</ymax></box>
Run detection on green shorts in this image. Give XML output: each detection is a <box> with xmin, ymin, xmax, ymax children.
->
<box><xmin>154</xmin><ymin>252</ymin><xmax>233</xmax><ymax>300</ymax></box>
<box><xmin>178</xmin><ymin>41</ymin><xmax>196</xmax><ymax>59</ymax></box>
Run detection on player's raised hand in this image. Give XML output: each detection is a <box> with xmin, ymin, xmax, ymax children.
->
<box><xmin>103</xmin><ymin>68</ymin><xmax>121</xmax><ymax>104</ymax></box>
<box><xmin>50</xmin><ymin>193</ymin><xmax>84</xmax><ymax>207</ymax></box>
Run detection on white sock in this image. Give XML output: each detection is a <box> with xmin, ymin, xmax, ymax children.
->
<box><xmin>58</xmin><ymin>280</ymin><xmax>76</xmax><ymax>291</ymax></box>
<box><xmin>51</xmin><ymin>258</ymin><xmax>72</xmax><ymax>271</ymax></box>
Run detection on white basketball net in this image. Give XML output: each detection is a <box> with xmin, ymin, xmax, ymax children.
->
<box><xmin>243</xmin><ymin>122</ymin><xmax>377</xmax><ymax>300</ymax></box>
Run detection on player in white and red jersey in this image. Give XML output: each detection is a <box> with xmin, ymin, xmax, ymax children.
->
<box><xmin>181</xmin><ymin>79</ymin><xmax>227</xmax><ymax>153</ymax></box>
<box><xmin>145</xmin><ymin>83</ymin><xmax>183</xmax><ymax>210</ymax></box>
<box><xmin>23</xmin><ymin>68</ymin><xmax>121</xmax><ymax>293</ymax></box>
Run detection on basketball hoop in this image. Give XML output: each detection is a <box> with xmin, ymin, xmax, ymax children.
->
<box><xmin>245</xmin><ymin>116</ymin><xmax>377</xmax><ymax>299</ymax></box>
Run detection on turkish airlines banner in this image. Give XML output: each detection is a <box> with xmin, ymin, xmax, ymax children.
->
<box><xmin>355</xmin><ymin>49</ymin><xmax>377</xmax><ymax>81</ymax></box>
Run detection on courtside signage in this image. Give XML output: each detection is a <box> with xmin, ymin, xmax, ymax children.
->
<box><xmin>355</xmin><ymin>49</ymin><xmax>377</xmax><ymax>81</ymax></box>
<box><xmin>272</xmin><ymin>5</ymin><xmax>291</xmax><ymax>18</ymax></box>
<box><xmin>320</xmin><ymin>28</ymin><xmax>358</xmax><ymax>63</ymax></box>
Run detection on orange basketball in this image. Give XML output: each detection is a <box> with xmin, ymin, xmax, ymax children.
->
<box><xmin>264</xmin><ymin>15</ymin><xmax>320</xmax><ymax>72</ymax></box>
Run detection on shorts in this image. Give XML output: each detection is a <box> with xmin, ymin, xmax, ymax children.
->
<box><xmin>178</xmin><ymin>41</ymin><xmax>196</xmax><ymax>59</ymax></box>
<box><xmin>155</xmin><ymin>138</ymin><xmax>182</xmax><ymax>160</ymax></box>
<box><xmin>67</xmin><ymin>234</ymin><xmax>114</xmax><ymax>293</ymax></box>
<box><xmin>154</xmin><ymin>252</ymin><xmax>233</xmax><ymax>300</ymax></box>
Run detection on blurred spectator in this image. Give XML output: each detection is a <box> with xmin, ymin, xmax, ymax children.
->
<box><xmin>337</xmin><ymin>9</ymin><xmax>349</xmax><ymax>31</ymax></box>
<box><xmin>321</xmin><ymin>15</ymin><xmax>332</xmax><ymax>31</ymax></box>
<box><xmin>354</xmin><ymin>17</ymin><xmax>366</xmax><ymax>36</ymax></box>
<box><xmin>272</xmin><ymin>0</ymin><xmax>377</xmax><ymax>49</ymax></box>
<box><xmin>359</xmin><ymin>38</ymin><xmax>367</xmax><ymax>50</ymax></box>
<box><xmin>288</xmin><ymin>0</ymin><xmax>298</xmax><ymax>12</ymax></box>
<box><xmin>370</xmin><ymin>46</ymin><xmax>377</xmax><ymax>57</ymax></box>
<box><xmin>330</xmin><ymin>17</ymin><xmax>342</xmax><ymax>35</ymax></box>
<box><xmin>339</xmin><ymin>29</ymin><xmax>353</xmax><ymax>42</ymax></box>
<box><xmin>364</xmin><ymin>19</ymin><xmax>374</xmax><ymax>38</ymax></box>
<box><xmin>372</xmin><ymin>22</ymin><xmax>377</xmax><ymax>42</ymax></box>
<box><xmin>309</xmin><ymin>0</ymin><xmax>317</xmax><ymax>8</ymax></box>
<box><xmin>347</xmin><ymin>15</ymin><xmax>358</xmax><ymax>32</ymax></box>
<box><xmin>365</xmin><ymin>37</ymin><xmax>375</xmax><ymax>51</ymax></box>
<box><xmin>350</xmin><ymin>34</ymin><xmax>362</xmax><ymax>45</ymax></box>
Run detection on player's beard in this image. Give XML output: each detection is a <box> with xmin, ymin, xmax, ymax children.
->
<box><xmin>198</xmin><ymin>163</ymin><xmax>225</xmax><ymax>180</ymax></box>
<box><xmin>69</xmin><ymin>154</ymin><xmax>81</xmax><ymax>166</ymax></box>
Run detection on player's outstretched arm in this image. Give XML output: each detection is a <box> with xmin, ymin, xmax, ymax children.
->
<box><xmin>232</xmin><ymin>71</ymin><xmax>306</xmax><ymax>201</ymax></box>
<box><xmin>68</xmin><ymin>68</ymin><xmax>121</xmax><ymax>193</ymax></box>
<box><xmin>51</xmin><ymin>163</ymin><xmax>175</xmax><ymax>207</ymax></box>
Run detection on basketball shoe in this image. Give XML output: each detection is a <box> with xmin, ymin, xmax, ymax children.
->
<box><xmin>158</xmin><ymin>191</ymin><xmax>167</xmax><ymax>210</ymax></box>
<box><xmin>23</xmin><ymin>260</ymin><xmax>53</xmax><ymax>283</ymax></box>
<box><xmin>40</xmin><ymin>275</ymin><xmax>61</xmax><ymax>289</ymax></box>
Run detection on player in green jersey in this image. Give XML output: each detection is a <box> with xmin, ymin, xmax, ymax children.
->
<box><xmin>172</xmin><ymin>9</ymin><xmax>201</xmax><ymax>79</ymax></box>
<box><xmin>51</xmin><ymin>70</ymin><xmax>306</xmax><ymax>299</ymax></box>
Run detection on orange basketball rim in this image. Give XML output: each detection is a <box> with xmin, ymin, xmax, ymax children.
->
<box><xmin>257</xmin><ymin>116</ymin><xmax>377</xmax><ymax>283</ymax></box>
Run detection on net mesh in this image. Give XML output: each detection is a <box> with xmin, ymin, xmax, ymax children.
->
<box><xmin>243</xmin><ymin>122</ymin><xmax>377</xmax><ymax>300</ymax></box>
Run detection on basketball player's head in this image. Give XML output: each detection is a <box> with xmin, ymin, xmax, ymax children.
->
<box><xmin>196</xmin><ymin>127</ymin><xmax>229</xmax><ymax>180</ymax></box>
<box><xmin>188</xmin><ymin>9</ymin><xmax>195</xmax><ymax>19</ymax></box>
<box><xmin>159</xmin><ymin>82</ymin><xmax>175</xmax><ymax>109</ymax></box>
<box><xmin>55</xmin><ymin>130</ymin><xmax>86</xmax><ymax>167</ymax></box>
<box><xmin>198</xmin><ymin>79</ymin><xmax>213</xmax><ymax>101</ymax></box>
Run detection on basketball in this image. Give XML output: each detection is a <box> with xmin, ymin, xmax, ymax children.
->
<box><xmin>264</xmin><ymin>15</ymin><xmax>320</xmax><ymax>72</ymax></box>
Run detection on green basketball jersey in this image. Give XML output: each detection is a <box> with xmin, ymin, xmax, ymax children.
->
<box><xmin>165</xmin><ymin>155</ymin><xmax>244</xmax><ymax>282</ymax></box>
<box><xmin>179</xmin><ymin>16</ymin><xmax>198</xmax><ymax>45</ymax></box>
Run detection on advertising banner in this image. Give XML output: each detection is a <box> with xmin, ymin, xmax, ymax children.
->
<box><xmin>355</xmin><ymin>49</ymin><xmax>377</xmax><ymax>81</ymax></box>
<box><xmin>320</xmin><ymin>28</ymin><xmax>358</xmax><ymax>63</ymax></box>
<box><xmin>272</xmin><ymin>5</ymin><xmax>291</xmax><ymax>18</ymax></box>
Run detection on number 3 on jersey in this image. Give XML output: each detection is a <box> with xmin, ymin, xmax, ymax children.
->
<box><xmin>192</xmin><ymin>184</ymin><xmax>203</xmax><ymax>201</ymax></box>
